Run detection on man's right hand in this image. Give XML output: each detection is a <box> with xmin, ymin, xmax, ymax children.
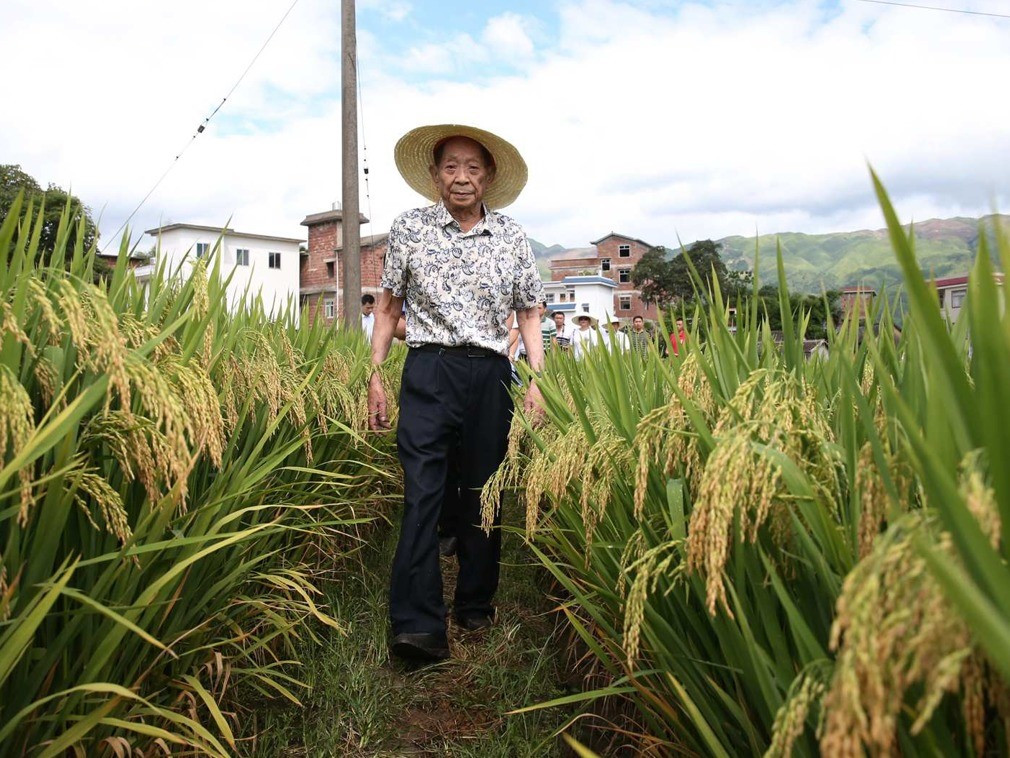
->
<box><xmin>367</xmin><ymin>373</ymin><xmax>391</xmax><ymax>431</ymax></box>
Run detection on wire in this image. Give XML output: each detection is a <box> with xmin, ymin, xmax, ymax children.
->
<box><xmin>102</xmin><ymin>0</ymin><xmax>302</xmax><ymax>252</ymax></box>
<box><xmin>855</xmin><ymin>0</ymin><xmax>1010</xmax><ymax>19</ymax></box>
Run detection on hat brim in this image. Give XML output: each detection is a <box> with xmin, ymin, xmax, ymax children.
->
<box><xmin>394</xmin><ymin>124</ymin><xmax>528</xmax><ymax>210</ymax></box>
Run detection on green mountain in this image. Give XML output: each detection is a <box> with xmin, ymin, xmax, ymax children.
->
<box><xmin>535</xmin><ymin>215</ymin><xmax>1008</xmax><ymax>292</ymax></box>
<box><xmin>717</xmin><ymin>214</ymin><xmax>1007</xmax><ymax>291</ymax></box>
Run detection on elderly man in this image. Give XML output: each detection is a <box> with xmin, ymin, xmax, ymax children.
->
<box><xmin>367</xmin><ymin>124</ymin><xmax>545</xmax><ymax>662</ymax></box>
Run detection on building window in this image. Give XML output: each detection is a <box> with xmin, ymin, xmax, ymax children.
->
<box><xmin>324</xmin><ymin>298</ymin><xmax>335</xmax><ymax>320</ymax></box>
<box><xmin>567</xmin><ymin>289</ymin><xmax>575</xmax><ymax>300</ymax></box>
<box><xmin>559</xmin><ymin>293</ymin><xmax>566</xmax><ymax>302</ymax></box>
<box><xmin>619</xmin><ymin>268</ymin><xmax>631</xmax><ymax>283</ymax></box>
<box><xmin>950</xmin><ymin>289</ymin><xmax>966</xmax><ymax>309</ymax></box>
<box><xmin>601</xmin><ymin>258</ymin><xmax>611</xmax><ymax>272</ymax></box>
<box><xmin>326</xmin><ymin>261</ymin><xmax>335</xmax><ymax>278</ymax></box>
<box><xmin>619</xmin><ymin>295</ymin><xmax>632</xmax><ymax>310</ymax></box>
<box><xmin>582</xmin><ymin>304</ymin><xmax>590</xmax><ymax>313</ymax></box>
<box><xmin>236</xmin><ymin>248</ymin><xmax>249</xmax><ymax>266</ymax></box>
<box><xmin>618</xmin><ymin>244</ymin><xmax>631</xmax><ymax>258</ymax></box>
<box><xmin>546</xmin><ymin>293</ymin><xmax>555</xmax><ymax>303</ymax></box>
<box><xmin>268</xmin><ymin>252</ymin><xmax>281</xmax><ymax>269</ymax></box>
<box><xmin>195</xmin><ymin>242</ymin><xmax>209</xmax><ymax>259</ymax></box>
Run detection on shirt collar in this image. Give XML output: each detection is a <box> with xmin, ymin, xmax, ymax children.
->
<box><xmin>434</xmin><ymin>201</ymin><xmax>495</xmax><ymax>235</ymax></box>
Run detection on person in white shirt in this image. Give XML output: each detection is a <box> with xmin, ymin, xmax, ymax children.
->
<box><xmin>361</xmin><ymin>294</ymin><xmax>376</xmax><ymax>341</ymax></box>
<box><xmin>603</xmin><ymin>314</ymin><xmax>629</xmax><ymax>353</ymax></box>
<box><xmin>571</xmin><ymin>312</ymin><xmax>599</xmax><ymax>360</ymax></box>
<box><xmin>552</xmin><ymin>311</ymin><xmax>576</xmax><ymax>351</ymax></box>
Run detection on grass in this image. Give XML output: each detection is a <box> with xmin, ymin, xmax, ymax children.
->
<box><xmin>244</xmin><ymin>500</ymin><xmax>586</xmax><ymax>757</ymax></box>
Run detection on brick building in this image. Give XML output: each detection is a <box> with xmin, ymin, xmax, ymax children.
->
<box><xmin>549</xmin><ymin>232</ymin><xmax>659</xmax><ymax>322</ymax></box>
<box><xmin>299</xmin><ymin>207</ymin><xmax>388</xmax><ymax>325</ymax></box>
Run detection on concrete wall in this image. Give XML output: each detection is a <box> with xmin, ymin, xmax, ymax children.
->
<box><xmin>143</xmin><ymin>227</ymin><xmax>303</xmax><ymax>325</ymax></box>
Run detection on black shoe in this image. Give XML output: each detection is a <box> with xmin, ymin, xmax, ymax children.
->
<box><xmin>390</xmin><ymin>632</ymin><xmax>450</xmax><ymax>662</ymax></box>
<box><xmin>438</xmin><ymin>536</ymin><xmax>458</xmax><ymax>557</ymax></box>
<box><xmin>456</xmin><ymin>614</ymin><xmax>494</xmax><ymax>632</ymax></box>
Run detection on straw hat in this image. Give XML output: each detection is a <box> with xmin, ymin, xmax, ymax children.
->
<box><xmin>574</xmin><ymin>312</ymin><xmax>595</xmax><ymax>325</ymax></box>
<box><xmin>394</xmin><ymin>124</ymin><xmax>528</xmax><ymax>210</ymax></box>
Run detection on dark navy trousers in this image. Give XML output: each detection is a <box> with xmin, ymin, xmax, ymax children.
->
<box><xmin>390</xmin><ymin>347</ymin><xmax>513</xmax><ymax>636</ymax></box>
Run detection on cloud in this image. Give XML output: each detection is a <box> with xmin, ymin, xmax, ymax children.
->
<box><xmin>482</xmin><ymin>13</ymin><xmax>536</xmax><ymax>61</ymax></box>
<box><xmin>1</xmin><ymin>0</ymin><xmax>1008</xmax><ymax>256</ymax></box>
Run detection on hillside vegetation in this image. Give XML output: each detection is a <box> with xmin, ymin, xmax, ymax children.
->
<box><xmin>532</xmin><ymin>214</ymin><xmax>1008</xmax><ymax>291</ymax></box>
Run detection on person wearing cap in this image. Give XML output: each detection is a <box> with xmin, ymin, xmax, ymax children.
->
<box><xmin>367</xmin><ymin>124</ymin><xmax>546</xmax><ymax>662</ymax></box>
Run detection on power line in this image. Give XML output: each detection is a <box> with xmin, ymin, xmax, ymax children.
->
<box><xmin>855</xmin><ymin>0</ymin><xmax>1010</xmax><ymax>20</ymax></box>
<box><xmin>102</xmin><ymin>0</ymin><xmax>302</xmax><ymax>252</ymax></box>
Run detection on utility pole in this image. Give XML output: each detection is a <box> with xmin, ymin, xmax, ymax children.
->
<box><xmin>341</xmin><ymin>0</ymin><xmax>361</xmax><ymax>331</ymax></box>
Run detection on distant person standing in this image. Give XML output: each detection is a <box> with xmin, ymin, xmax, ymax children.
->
<box><xmin>627</xmin><ymin>315</ymin><xmax>651</xmax><ymax>358</ymax></box>
<box><xmin>603</xmin><ymin>314</ymin><xmax>629</xmax><ymax>353</ymax></box>
<box><xmin>571</xmin><ymin>312</ymin><xmax>599</xmax><ymax>360</ymax></box>
<box><xmin>670</xmin><ymin>318</ymin><xmax>688</xmax><ymax>357</ymax></box>
<box><xmin>552</xmin><ymin>311</ymin><xmax>575</xmax><ymax>351</ymax></box>
<box><xmin>510</xmin><ymin>301</ymin><xmax>554</xmax><ymax>360</ymax></box>
<box><xmin>361</xmin><ymin>294</ymin><xmax>376</xmax><ymax>341</ymax></box>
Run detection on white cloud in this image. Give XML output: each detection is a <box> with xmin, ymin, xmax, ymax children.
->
<box><xmin>1</xmin><ymin>0</ymin><xmax>1008</xmax><ymax>256</ymax></box>
<box><xmin>482</xmin><ymin>13</ymin><xmax>536</xmax><ymax>61</ymax></box>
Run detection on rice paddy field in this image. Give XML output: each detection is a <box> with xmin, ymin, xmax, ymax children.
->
<box><xmin>3</xmin><ymin>176</ymin><xmax>1010</xmax><ymax>756</ymax></box>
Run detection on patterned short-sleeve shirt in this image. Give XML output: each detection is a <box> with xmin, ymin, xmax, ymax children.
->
<box><xmin>381</xmin><ymin>202</ymin><xmax>545</xmax><ymax>355</ymax></box>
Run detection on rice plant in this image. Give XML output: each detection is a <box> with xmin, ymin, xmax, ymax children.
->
<box><xmin>496</xmin><ymin>178</ymin><xmax>1010</xmax><ymax>755</ymax></box>
<box><xmin>0</xmin><ymin>194</ymin><xmax>403</xmax><ymax>756</ymax></box>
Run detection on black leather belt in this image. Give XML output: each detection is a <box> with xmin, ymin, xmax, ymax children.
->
<box><xmin>415</xmin><ymin>343</ymin><xmax>497</xmax><ymax>358</ymax></box>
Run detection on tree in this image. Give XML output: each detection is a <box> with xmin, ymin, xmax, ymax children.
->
<box><xmin>631</xmin><ymin>240</ymin><xmax>730</xmax><ymax>308</ymax></box>
<box><xmin>0</xmin><ymin>164</ymin><xmax>98</xmax><ymax>262</ymax></box>
<box><xmin>630</xmin><ymin>246</ymin><xmax>679</xmax><ymax>307</ymax></box>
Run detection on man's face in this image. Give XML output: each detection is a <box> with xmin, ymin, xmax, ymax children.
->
<box><xmin>577</xmin><ymin>317</ymin><xmax>591</xmax><ymax>330</ymax></box>
<box><xmin>538</xmin><ymin>303</ymin><xmax>547</xmax><ymax>319</ymax></box>
<box><xmin>430</xmin><ymin>136</ymin><xmax>494</xmax><ymax>217</ymax></box>
<box><xmin>633</xmin><ymin>317</ymin><xmax>644</xmax><ymax>332</ymax></box>
<box><xmin>362</xmin><ymin>301</ymin><xmax>375</xmax><ymax>316</ymax></box>
<box><xmin>553</xmin><ymin>313</ymin><xmax>565</xmax><ymax>329</ymax></box>
<box><xmin>676</xmin><ymin>320</ymin><xmax>684</xmax><ymax>331</ymax></box>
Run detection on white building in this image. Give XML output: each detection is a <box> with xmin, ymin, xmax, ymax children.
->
<box><xmin>543</xmin><ymin>275</ymin><xmax>619</xmax><ymax>322</ymax></box>
<box><xmin>140</xmin><ymin>224</ymin><xmax>304</xmax><ymax>324</ymax></box>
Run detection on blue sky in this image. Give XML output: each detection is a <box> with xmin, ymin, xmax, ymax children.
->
<box><xmin>1</xmin><ymin>0</ymin><xmax>1009</xmax><ymax>252</ymax></box>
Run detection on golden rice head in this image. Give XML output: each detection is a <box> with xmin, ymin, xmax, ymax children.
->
<box><xmin>959</xmin><ymin>450</ymin><xmax>1000</xmax><ymax>549</ymax></box>
<box><xmin>32</xmin><ymin>354</ymin><xmax>62</xmax><ymax>411</ymax></box>
<box><xmin>0</xmin><ymin>365</ymin><xmax>37</xmax><ymax>524</ymax></box>
<box><xmin>578</xmin><ymin>418</ymin><xmax>634</xmax><ymax>553</ymax></box>
<box><xmin>521</xmin><ymin>423</ymin><xmax>583</xmax><ymax>537</ymax></box>
<box><xmin>480</xmin><ymin>411</ymin><xmax>528</xmax><ymax>532</ymax></box>
<box><xmin>81</xmin><ymin>287</ymin><xmax>132</xmax><ymax>414</ymax></box>
<box><xmin>1</xmin><ymin>301</ymin><xmax>35</xmax><ymax>358</ymax></box>
<box><xmin>621</xmin><ymin>539</ymin><xmax>682</xmax><ymax>666</ymax></box>
<box><xmin>821</xmin><ymin>515</ymin><xmax>972</xmax><ymax>757</ymax></box>
<box><xmin>766</xmin><ymin>665</ymin><xmax>829</xmax><ymax>758</ymax></box>
<box><xmin>26</xmin><ymin>278</ymin><xmax>63</xmax><ymax>345</ymax></box>
<box><xmin>688</xmin><ymin>370</ymin><xmax>839</xmax><ymax>616</ymax></box>
<box><xmin>69</xmin><ymin>468</ymin><xmax>132</xmax><ymax>545</ymax></box>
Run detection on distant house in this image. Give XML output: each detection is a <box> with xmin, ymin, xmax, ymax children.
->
<box><xmin>839</xmin><ymin>286</ymin><xmax>876</xmax><ymax>322</ymax></box>
<box><xmin>140</xmin><ymin>223</ymin><xmax>303</xmax><ymax>324</ymax></box>
<box><xmin>934</xmin><ymin>273</ymin><xmax>1005</xmax><ymax>323</ymax></box>
<box><xmin>549</xmin><ymin>233</ymin><xmax>659</xmax><ymax>322</ymax></box>
<box><xmin>543</xmin><ymin>275</ymin><xmax>617</xmax><ymax>322</ymax></box>
<box><xmin>299</xmin><ymin>208</ymin><xmax>384</xmax><ymax>325</ymax></box>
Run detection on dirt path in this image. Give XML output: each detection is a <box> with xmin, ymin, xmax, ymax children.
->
<box><xmin>247</xmin><ymin>506</ymin><xmax>578</xmax><ymax>757</ymax></box>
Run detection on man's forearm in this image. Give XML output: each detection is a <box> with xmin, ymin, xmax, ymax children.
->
<box><xmin>516</xmin><ymin>308</ymin><xmax>544</xmax><ymax>372</ymax></box>
<box><xmin>370</xmin><ymin>291</ymin><xmax>404</xmax><ymax>373</ymax></box>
